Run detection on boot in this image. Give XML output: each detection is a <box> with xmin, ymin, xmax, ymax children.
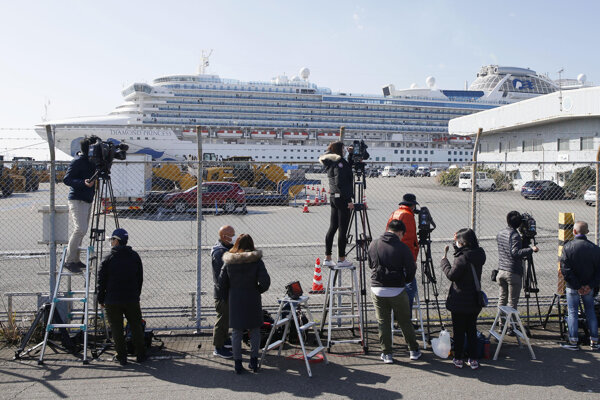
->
<box><xmin>248</xmin><ymin>356</ymin><xmax>258</xmax><ymax>372</ymax></box>
<box><xmin>234</xmin><ymin>359</ymin><xmax>245</xmax><ymax>374</ymax></box>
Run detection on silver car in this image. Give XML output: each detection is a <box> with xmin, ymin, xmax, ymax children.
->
<box><xmin>584</xmin><ymin>185</ymin><xmax>596</xmax><ymax>206</ymax></box>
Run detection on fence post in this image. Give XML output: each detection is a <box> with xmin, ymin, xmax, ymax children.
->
<box><xmin>45</xmin><ymin>125</ymin><xmax>57</xmax><ymax>297</ymax></box>
<box><xmin>470</xmin><ymin>128</ymin><xmax>483</xmax><ymax>232</ymax></box>
<box><xmin>594</xmin><ymin>146</ymin><xmax>600</xmax><ymax>246</ymax></box>
<box><xmin>196</xmin><ymin>126</ymin><xmax>203</xmax><ymax>332</ymax></box>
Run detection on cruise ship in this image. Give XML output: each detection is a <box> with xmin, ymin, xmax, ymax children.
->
<box><xmin>35</xmin><ymin>56</ymin><xmax>592</xmax><ymax>165</ymax></box>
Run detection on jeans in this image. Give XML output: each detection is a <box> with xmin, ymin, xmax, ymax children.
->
<box><xmin>497</xmin><ymin>270</ymin><xmax>522</xmax><ymax>310</ymax></box>
<box><xmin>66</xmin><ymin>200</ymin><xmax>92</xmax><ymax>264</ymax></box>
<box><xmin>325</xmin><ymin>198</ymin><xmax>351</xmax><ymax>258</ymax></box>
<box><xmin>451</xmin><ymin>311</ymin><xmax>479</xmax><ymax>360</ymax></box>
<box><xmin>232</xmin><ymin>328</ymin><xmax>260</xmax><ymax>360</ymax></box>
<box><xmin>213</xmin><ymin>298</ymin><xmax>229</xmax><ymax>348</ymax></box>
<box><xmin>405</xmin><ymin>278</ymin><xmax>418</xmax><ymax>312</ymax></box>
<box><xmin>105</xmin><ymin>302</ymin><xmax>145</xmax><ymax>360</ymax></box>
<box><xmin>566</xmin><ymin>287</ymin><xmax>599</xmax><ymax>343</ymax></box>
<box><xmin>371</xmin><ymin>290</ymin><xmax>419</xmax><ymax>354</ymax></box>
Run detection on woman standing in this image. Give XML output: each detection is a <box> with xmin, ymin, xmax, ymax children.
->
<box><xmin>218</xmin><ymin>234</ymin><xmax>270</xmax><ymax>374</ymax></box>
<box><xmin>441</xmin><ymin>228</ymin><xmax>486</xmax><ymax>370</ymax></box>
<box><xmin>319</xmin><ymin>141</ymin><xmax>354</xmax><ymax>267</ymax></box>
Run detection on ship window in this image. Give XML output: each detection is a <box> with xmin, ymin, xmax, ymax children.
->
<box><xmin>425</xmin><ymin>158</ymin><xmax>428</xmax><ymax>161</ymax></box>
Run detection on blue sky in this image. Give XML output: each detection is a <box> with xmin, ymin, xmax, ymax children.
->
<box><xmin>1</xmin><ymin>0</ymin><xmax>598</xmax><ymax>130</ymax></box>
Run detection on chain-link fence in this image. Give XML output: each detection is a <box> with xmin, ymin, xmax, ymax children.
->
<box><xmin>1</xmin><ymin>156</ymin><xmax>599</xmax><ymax>334</ymax></box>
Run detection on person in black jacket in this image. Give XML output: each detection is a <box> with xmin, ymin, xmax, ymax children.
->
<box><xmin>368</xmin><ymin>220</ymin><xmax>422</xmax><ymax>364</ymax></box>
<box><xmin>211</xmin><ymin>225</ymin><xmax>235</xmax><ymax>359</ymax></box>
<box><xmin>559</xmin><ymin>221</ymin><xmax>600</xmax><ymax>350</ymax></box>
<box><xmin>441</xmin><ymin>228</ymin><xmax>486</xmax><ymax>370</ymax></box>
<box><xmin>63</xmin><ymin>137</ymin><xmax>96</xmax><ymax>273</ymax></box>
<box><xmin>97</xmin><ymin>228</ymin><xmax>145</xmax><ymax>365</ymax></box>
<box><xmin>218</xmin><ymin>234</ymin><xmax>270</xmax><ymax>374</ymax></box>
<box><xmin>496</xmin><ymin>211</ymin><xmax>538</xmax><ymax>310</ymax></box>
<box><xmin>319</xmin><ymin>141</ymin><xmax>354</xmax><ymax>268</ymax></box>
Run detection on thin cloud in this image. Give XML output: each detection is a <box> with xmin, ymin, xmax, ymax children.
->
<box><xmin>353</xmin><ymin>7</ymin><xmax>365</xmax><ymax>31</ymax></box>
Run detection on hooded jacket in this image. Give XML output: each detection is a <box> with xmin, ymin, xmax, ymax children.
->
<box><xmin>211</xmin><ymin>239</ymin><xmax>233</xmax><ymax>299</ymax></box>
<box><xmin>560</xmin><ymin>235</ymin><xmax>600</xmax><ymax>290</ymax></box>
<box><xmin>218</xmin><ymin>250</ymin><xmax>271</xmax><ymax>330</ymax></box>
<box><xmin>441</xmin><ymin>246</ymin><xmax>486</xmax><ymax>314</ymax></box>
<box><xmin>97</xmin><ymin>245</ymin><xmax>143</xmax><ymax>305</ymax></box>
<box><xmin>63</xmin><ymin>153</ymin><xmax>96</xmax><ymax>203</ymax></box>
<box><xmin>368</xmin><ymin>232</ymin><xmax>416</xmax><ymax>288</ymax></box>
<box><xmin>318</xmin><ymin>152</ymin><xmax>353</xmax><ymax>203</ymax></box>
<box><xmin>496</xmin><ymin>226</ymin><xmax>532</xmax><ymax>276</ymax></box>
<box><xmin>386</xmin><ymin>205</ymin><xmax>419</xmax><ymax>260</ymax></box>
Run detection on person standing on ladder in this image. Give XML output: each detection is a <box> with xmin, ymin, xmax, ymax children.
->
<box><xmin>211</xmin><ymin>225</ymin><xmax>235</xmax><ymax>359</ymax></box>
<box><xmin>63</xmin><ymin>137</ymin><xmax>96</xmax><ymax>273</ymax></box>
<box><xmin>386</xmin><ymin>193</ymin><xmax>420</xmax><ymax>311</ymax></box>
<box><xmin>368</xmin><ymin>219</ymin><xmax>422</xmax><ymax>364</ymax></box>
<box><xmin>319</xmin><ymin>141</ymin><xmax>354</xmax><ymax>268</ymax></box>
<box><xmin>97</xmin><ymin>228</ymin><xmax>145</xmax><ymax>366</ymax></box>
<box><xmin>559</xmin><ymin>221</ymin><xmax>600</xmax><ymax>351</ymax></box>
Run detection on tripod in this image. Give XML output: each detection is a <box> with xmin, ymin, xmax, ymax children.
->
<box><xmin>522</xmin><ymin>235</ymin><xmax>542</xmax><ymax>328</ymax></box>
<box><xmin>344</xmin><ymin>168</ymin><xmax>371</xmax><ymax>353</ymax></box>
<box><xmin>418</xmin><ymin>229</ymin><xmax>444</xmax><ymax>342</ymax></box>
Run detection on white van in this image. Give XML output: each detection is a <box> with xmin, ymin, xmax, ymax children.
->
<box><xmin>458</xmin><ymin>172</ymin><xmax>496</xmax><ymax>191</ymax></box>
<box><xmin>381</xmin><ymin>166</ymin><xmax>398</xmax><ymax>177</ymax></box>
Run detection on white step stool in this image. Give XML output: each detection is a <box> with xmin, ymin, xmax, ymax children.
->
<box><xmin>488</xmin><ymin>305</ymin><xmax>536</xmax><ymax>360</ymax></box>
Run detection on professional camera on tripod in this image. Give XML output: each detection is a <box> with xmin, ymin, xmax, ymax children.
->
<box><xmin>88</xmin><ymin>136</ymin><xmax>129</xmax><ymax>180</ymax></box>
<box><xmin>518</xmin><ymin>212</ymin><xmax>543</xmax><ymax>327</ymax></box>
<box><xmin>348</xmin><ymin>140</ymin><xmax>369</xmax><ymax>178</ymax></box>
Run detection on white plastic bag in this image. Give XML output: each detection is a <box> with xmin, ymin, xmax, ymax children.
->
<box><xmin>431</xmin><ymin>329</ymin><xmax>451</xmax><ymax>359</ymax></box>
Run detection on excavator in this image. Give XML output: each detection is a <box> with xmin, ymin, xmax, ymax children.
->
<box><xmin>152</xmin><ymin>163</ymin><xmax>197</xmax><ymax>191</ymax></box>
<box><xmin>0</xmin><ymin>156</ymin><xmax>15</xmax><ymax>198</ymax></box>
<box><xmin>203</xmin><ymin>156</ymin><xmax>285</xmax><ymax>192</ymax></box>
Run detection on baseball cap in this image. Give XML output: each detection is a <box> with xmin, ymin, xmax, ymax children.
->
<box><xmin>111</xmin><ymin>228</ymin><xmax>129</xmax><ymax>242</ymax></box>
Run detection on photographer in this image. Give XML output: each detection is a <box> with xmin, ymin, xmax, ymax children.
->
<box><xmin>319</xmin><ymin>141</ymin><xmax>354</xmax><ymax>268</ymax></box>
<box><xmin>63</xmin><ymin>137</ymin><xmax>96</xmax><ymax>273</ymax></box>
<box><xmin>368</xmin><ymin>219</ymin><xmax>421</xmax><ymax>364</ymax></box>
<box><xmin>496</xmin><ymin>211</ymin><xmax>539</xmax><ymax>311</ymax></box>
<box><xmin>386</xmin><ymin>193</ymin><xmax>420</xmax><ymax>311</ymax></box>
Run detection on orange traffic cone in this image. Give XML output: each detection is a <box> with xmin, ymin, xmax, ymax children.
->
<box><xmin>309</xmin><ymin>258</ymin><xmax>325</xmax><ymax>294</ymax></box>
<box><xmin>314</xmin><ymin>189</ymin><xmax>320</xmax><ymax>205</ymax></box>
<box><xmin>302</xmin><ymin>195</ymin><xmax>310</xmax><ymax>213</ymax></box>
<box><xmin>323</xmin><ymin>191</ymin><xmax>327</xmax><ymax>204</ymax></box>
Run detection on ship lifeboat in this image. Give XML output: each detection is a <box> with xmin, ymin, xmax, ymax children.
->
<box><xmin>317</xmin><ymin>132</ymin><xmax>341</xmax><ymax>141</ymax></box>
<box><xmin>182</xmin><ymin>128</ymin><xmax>209</xmax><ymax>138</ymax></box>
<box><xmin>250</xmin><ymin>130</ymin><xmax>277</xmax><ymax>140</ymax></box>
<box><xmin>448</xmin><ymin>136</ymin><xmax>472</xmax><ymax>144</ymax></box>
<box><xmin>217</xmin><ymin>129</ymin><xmax>243</xmax><ymax>138</ymax></box>
<box><xmin>283</xmin><ymin>131</ymin><xmax>309</xmax><ymax>140</ymax></box>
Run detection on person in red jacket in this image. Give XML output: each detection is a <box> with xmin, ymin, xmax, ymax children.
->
<box><xmin>386</xmin><ymin>193</ymin><xmax>420</xmax><ymax>311</ymax></box>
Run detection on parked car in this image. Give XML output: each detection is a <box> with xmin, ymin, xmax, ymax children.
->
<box><xmin>381</xmin><ymin>166</ymin><xmax>399</xmax><ymax>177</ymax></box>
<box><xmin>415</xmin><ymin>167</ymin><xmax>430</xmax><ymax>177</ymax></box>
<box><xmin>400</xmin><ymin>167</ymin><xmax>416</xmax><ymax>177</ymax></box>
<box><xmin>520</xmin><ymin>180</ymin><xmax>565</xmax><ymax>200</ymax></box>
<box><xmin>429</xmin><ymin>168</ymin><xmax>444</xmax><ymax>177</ymax></box>
<box><xmin>366</xmin><ymin>168</ymin><xmax>380</xmax><ymax>178</ymax></box>
<box><xmin>147</xmin><ymin>182</ymin><xmax>247</xmax><ymax>214</ymax></box>
<box><xmin>584</xmin><ymin>185</ymin><xmax>596</xmax><ymax>206</ymax></box>
<box><xmin>458</xmin><ymin>172</ymin><xmax>496</xmax><ymax>191</ymax></box>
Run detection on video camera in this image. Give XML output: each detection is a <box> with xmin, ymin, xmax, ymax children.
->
<box><xmin>88</xmin><ymin>136</ymin><xmax>128</xmax><ymax>177</ymax></box>
<box><xmin>417</xmin><ymin>206</ymin><xmax>436</xmax><ymax>234</ymax></box>
<box><xmin>518</xmin><ymin>212</ymin><xmax>537</xmax><ymax>239</ymax></box>
<box><xmin>350</xmin><ymin>140</ymin><xmax>369</xmax><ymax>160</ymax></box>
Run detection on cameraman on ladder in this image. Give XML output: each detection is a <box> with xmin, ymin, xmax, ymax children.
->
<box><xmin>63</xmin><ymin>137</ymin><xmax>96</xmax><ymax>273</ymax></box>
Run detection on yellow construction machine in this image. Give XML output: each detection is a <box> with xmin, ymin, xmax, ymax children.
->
<box><xmin>152</xmin><ymin>164</ymin><xmax>197</xmax><ymax>191</ymax></box>
<box><xmin>203</xmin><ymin>156</ymin><xmax>285</xmax><ymax>191</ymax></box>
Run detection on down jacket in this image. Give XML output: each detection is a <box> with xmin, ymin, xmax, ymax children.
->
<box><xmin>63</xmin><ymin>154</ymin><xmax>96</xmax><ymax>203</ymax></box>
<box><xmin>441</xmin><ymin>246</ymin><xmax>486</xmax><ymax>314</ymax></box>
<box><xmin>560</xmin><ymin>235</ymin><xmax>600</xmax><ymax>290</ymax></box>
<box><xmin>97</xmin><ymin>245</ymin><xmax>143</xmax><ymax>305</ymax></box>
<box><xmin>218</xmin><ymin>250</ymin><xmax>271</xmax><ymax>330</ymax></box>
<box><xmin>318</xmin><ymin>152</ymin><xmax>353</xmax><ymax>203</ymax></box>
<box><xmin>368</xmin><ymin>232</ymin><xmax>416</xmax><ymax>288</ymax></box>
<box><xmin>496</xmin><ymin>226</ymin><xmax>532</xmax><ymax>276</ymax></box>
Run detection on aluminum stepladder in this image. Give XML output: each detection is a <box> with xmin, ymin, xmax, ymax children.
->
<box><xmin>488</xmin><ymin>305</ymin><xmax>536</xmax><ymax>360</ymax></box>
<box><xmin>259</xmin><ymin>295</ymin><xmax>328</xmax><ymax>377</ymax></box>
<box><xmin>38</xmin><ymin>245</ymin><xmax>94</xmax><ymax>364</ymax></box>
<box><xmin>319</xmin><ymin>263</ymin><xmax>363</xmax><ymax>351</ymax></box>
<box><xmin>391</xmin><ymin>288</ymin><xmax>427</xmax><ymax>350</ymax></box>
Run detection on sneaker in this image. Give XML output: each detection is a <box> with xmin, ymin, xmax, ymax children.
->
<box><xmin>590</xmin><ymin>341</ymin><xmax>599</xmax><ymax>351</ymax></box>
<box><xmin>452</xmin><ymin>358</ymin><xmax>464</xmax><ymax>369</ymax></box>
<box><xmin>467</xmin><ymin>359</ymin><xmax>479</xmax><ymax>370</ymax></box>
<box><xmin>409</xmin><ymin>350</ymin><xmax>422</xmax><ymax>361</ymax></box>
<box><xmin>115</xmin><ymin>356</ymin><xmax>128</xmax><ymax>366</ymax></box>
<box><xmin>64</xmin><ymin>262</ymin><xmax>84</xmax><ymax>274</ymax></box>
<box><xmin>337</xmin><ymin>259</ymin><xmax>353</xmax><ymax>267</ymax></box>
<box><xmin>323</xmin><ymin>259</ymin><xmax>335</xmax><ymax>268</ymax></box>
<box><xmin>380</xmin><ymin>353</ymin><xmax>394</xmax><ymax>364</ymax></box>
<box><xmin>561</xmin><ymin>342</ymin><xmax>580</xmax><ymax>351</ymax></box>
<box><xmin>223</xmin><ymin>337</ymin><xmax>232</xmax><ymax>349</ymax></box>
<box><xmin>136</xmin><ymin>354</ymin><xmax>148</xmax><ymax>363</ymax></box>
<box><xmin>213</xmin><ymin>346</ymin><xmax>233</xmax><ymax>359</ymax></box>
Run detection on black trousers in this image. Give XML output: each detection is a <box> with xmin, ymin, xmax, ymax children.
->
<box><xmin>451</xmin><ymin>311</ymin><xmax>479</xmax><ymax>360</ymax></box>
<box><xmin>325</xmin><ymin>198</ymin><xmax>350</xmax><ymax>258</ymax></box>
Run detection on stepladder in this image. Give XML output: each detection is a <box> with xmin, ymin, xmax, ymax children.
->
<box><xmin>488</xmin><ymin>305</ymin><xmax>536</xmax><ymax>360</ymax></box>
<box><xmin>259</xmin><ymin>296</ymin><xmax>328</xmax><ymax>377</ymax></box>
<box><xmin>38</xmin><ymin>246</ymin><xmax>96</xmax><ymax>364</ymax></box>
<box><xmin>319</xmin><ymin>263</ymin><xmax>364</xmax><ymax>351</ymax></box>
